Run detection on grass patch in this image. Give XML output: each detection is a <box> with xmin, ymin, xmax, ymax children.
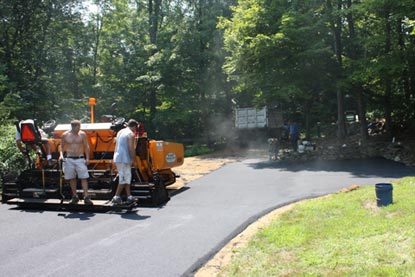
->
<box><xmin>220</xmin><ymin>177</ymin><xmax>415</xmax><ymax>276</ymax></box>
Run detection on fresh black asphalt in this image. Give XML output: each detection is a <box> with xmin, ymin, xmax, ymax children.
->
<box><xmin>0</xmin><ymin>158</ymin><xmax>413</xmax><ymax>276</ymax></box>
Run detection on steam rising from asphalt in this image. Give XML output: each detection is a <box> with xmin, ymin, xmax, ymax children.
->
<box><xmin>207</xmin><ymin>114</ymin><xmax>236</xmax><ymax>143</ymax></box>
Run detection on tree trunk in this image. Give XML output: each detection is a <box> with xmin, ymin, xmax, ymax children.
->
<box><xmin>92</xmin><ymin>9</ymin><xmax>104</xmax><ymax>98</ymax></box>
<box><xmin>304</xmin><ymin>98</ymin><xmax>311</xmax><ymax>140</ymax></box>
<box><xmin>346</xmin><ymin>0</ymin><xmax>368</xmax><ymax>141</ymax></box>
<box><xmin>356</xmin><ymin>86</ymin><xmax>368</xmax><ymax>140</ymax></box>
<box><xmin>327</xmin><ymin>0</ymin><xmax>346</xmax><ymax>138</ymax></box>
<box><xmin>383</xmin><ymin>5</ymin><xmax>392</xmax><ymax>138</ymax></box>
<box><xmin>148</xmin><ymin>0</ymin><xmax>162</xmax><ymax>125</ymax></box>
<box><xmin>197</xmin><ymin>0</ymin><xmax>210</xmax><ymax>143</ymax></box>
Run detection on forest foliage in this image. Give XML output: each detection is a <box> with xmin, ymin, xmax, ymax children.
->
<box><xmin>1</xmin><ymin>0</ymin><xmax>415</xmax><ymax>142</ymax></box>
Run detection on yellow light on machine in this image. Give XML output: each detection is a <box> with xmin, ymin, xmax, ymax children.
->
<box><xmin>89</xmin><ymin>97</ymin><xmax>96</xmax><ymax>123</ymax></box>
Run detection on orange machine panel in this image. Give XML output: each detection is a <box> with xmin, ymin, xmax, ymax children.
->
<box><xmin>52</xmin><ymin>123</ymin><xmax>116</xmax><ymax>158</ymax></box>
<box><xmin>53</xmin><ymin>123</ymin><xmax>114</xmax><ymax>137</ymax></box>
<box><xmin>149</xmin><ymin>141</ymin><xmax>184</xmax><ymax>170</ymax></box>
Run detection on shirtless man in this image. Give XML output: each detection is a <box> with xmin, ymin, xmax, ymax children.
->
<box><xmin>59</xmin><ymin>120</ymin><xmax>93</xmax><ymax>205</ymax></box>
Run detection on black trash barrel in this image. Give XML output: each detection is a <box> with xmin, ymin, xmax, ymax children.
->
<box><xmin>375</xmin><ymin>183</ymin><xmax>393</xmax><ymax>207</ymax></box>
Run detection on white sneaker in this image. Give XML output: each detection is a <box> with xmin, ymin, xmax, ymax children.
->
<box><xmin>126</xmin><ymin>195</ymin><xmax>137</xmax><ymax>204</ymax></box>
<box><xmin>111</xmin><ymin>196</ymin><xmax>122</xmax><ymax>205</ymax></box>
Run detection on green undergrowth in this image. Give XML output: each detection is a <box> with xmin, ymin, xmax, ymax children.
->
<box><xmin>220</xmin><ymin>177</ymin><xmax>415</xmax><ymax>276</ymax></box>
<box><xmin>184</xmin><ymin>144</ymin><xmax>213</xmax><ymax>157</ymax></box>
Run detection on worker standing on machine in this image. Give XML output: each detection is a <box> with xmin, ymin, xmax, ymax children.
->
<box><xmin>111</xmin><ymin>119</ymin><xmax>139</xmax><ymax>205</ymax></box>
<box><xmin>59</xmin><ymin>120</ymin><xmax>93</xmax><ymax>205</ymax></box>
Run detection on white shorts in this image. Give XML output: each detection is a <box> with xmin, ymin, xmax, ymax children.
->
<box><xmin>63</xmin><ymin>158</ymin><xmax>89</xmax><ymax>180</ymax></box>
<box><xmin>115</xmin><ymin>163</ymin><xmax>132</xmax><ymax>185</ymax></box>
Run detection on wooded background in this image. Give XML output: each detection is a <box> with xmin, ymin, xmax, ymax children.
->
<box><xmin>1</xmin><ymin>0</ymin><xmax>414</xmax><ymax>142</ymax></box>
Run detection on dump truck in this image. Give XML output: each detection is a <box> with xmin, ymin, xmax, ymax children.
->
<box><xmin>1</xmin><ymin>103</ymin><xmax>184</xmax><ymax>211</ymax></box>
<box><xmin>234</xmin><ymin>106</ymin><xmax>285</xmax><ymax>146</ymax></box>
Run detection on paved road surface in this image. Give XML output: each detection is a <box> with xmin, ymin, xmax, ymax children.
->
<box><xmin>0</xmin><ymin>158</ymin><xmax>413</xmax><ymax>276</ymax></box>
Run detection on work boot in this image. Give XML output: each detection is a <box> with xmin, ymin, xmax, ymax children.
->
<box><xmin>69</xmin><ymin>195</ymin><xmax>79</xmax><ymax>204</ymax></box>
<box><xmin>84</xmin><ymin>196</ymin><xmax>93</xmax><ymax>206</ymax></box>
<box><xmin>126</xmin><ymin>195</ymin><xmax>137</xmax><ymax>205</ymax></box>
<box><xmin>111</xmin><ymin>196</ymin><xmax>122</xmax><ymax>206</ymax></box>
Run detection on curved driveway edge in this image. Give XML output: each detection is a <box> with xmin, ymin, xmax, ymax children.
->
<box><xmin>183</xmin><ymin>158</ymin><xmax>415</xmax><ymax>276</ymax></box>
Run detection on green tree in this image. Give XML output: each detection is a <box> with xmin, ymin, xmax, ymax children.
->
<box><xmin>221</xmin><ymin>0</ymin><xmax>415</xmax><ymax>139</ymax></box>
<box><xmin>220</xmin><ymin>0</ymin><xmax>337</xmax><ymax>138</ymax></box>
<box><xmin>0</xmin><ymin>0</ymin><xmax>92</xmax><ymax>122</ymax></box>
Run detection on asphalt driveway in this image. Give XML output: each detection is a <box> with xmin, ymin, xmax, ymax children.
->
<box><xmin>0</xmin><ymin>158</ymin><xmax>413</xmax><ymax>276</ymax></box>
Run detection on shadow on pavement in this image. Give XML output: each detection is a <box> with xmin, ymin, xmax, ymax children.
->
<box><xmin>247</xmin><ymin>157</ymin><xmax>415</xmax><ymax>179</ymax></box>
<box><xmin>168</xmin><ymin>186</ymin><xmax>190</xmax><ymax>197</ymax></box>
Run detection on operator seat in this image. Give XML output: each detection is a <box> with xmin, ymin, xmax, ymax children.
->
<box><xmin>16</xmin><ymin>119</ymin><xmax>50</xmax><ymax>157</ymax></box>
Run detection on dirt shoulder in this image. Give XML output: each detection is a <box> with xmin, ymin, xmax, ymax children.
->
<box><xmin>194</xmin><ymin>203</ymin><xmax>299</xmax><ymax>277</ymax></box>
<box><xmin>167</xmin><ymin>156</ymin><xmax>238</xmax><ymax>190</ymax></box>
